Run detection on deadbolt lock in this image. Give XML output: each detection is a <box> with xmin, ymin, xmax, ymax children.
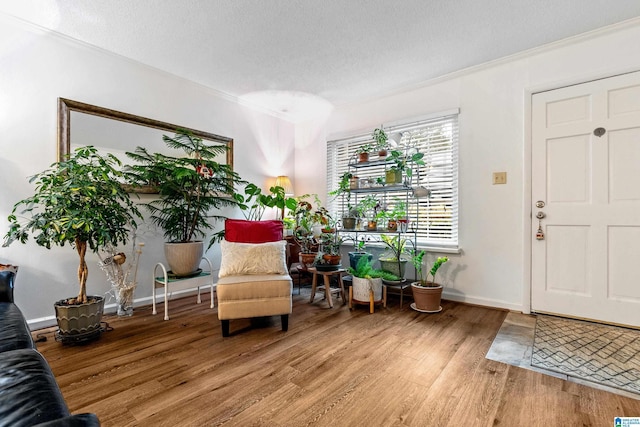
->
<box><xmin>535</xmin><ymin>201</ymin><xmax>545</xmax><ymax>208</ymax></box>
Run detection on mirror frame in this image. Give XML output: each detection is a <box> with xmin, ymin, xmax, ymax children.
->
<box><xmin>57</xmin><ymin>98</ymin><xmax>234</xmax><ymax>169</ymax></box>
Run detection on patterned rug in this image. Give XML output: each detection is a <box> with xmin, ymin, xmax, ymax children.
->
<box><xmin>531</xmin><ymin>315</ymin><xmax>640</xmax><ymax>394</ymax></box>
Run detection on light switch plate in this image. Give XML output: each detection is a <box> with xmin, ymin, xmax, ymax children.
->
<box><xmin>493</xmin><ymin>172</ymin><xmax>507</xmax><ymax>185</ymax></box>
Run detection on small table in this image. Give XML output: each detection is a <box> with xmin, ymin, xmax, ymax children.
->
<box><xmin>382</xmin><ymin>279</ymin><xmax>411</xmax><ymax>309</ymax></box>
<box><xmin>153</xmin><ymin>257</ymin><xmax>215</xmax><ymax>320</ymax></box>
<box><xmin>308</xmin><ymin>267</ymin><xmax>346</xmax><ymax>308</ymax></box>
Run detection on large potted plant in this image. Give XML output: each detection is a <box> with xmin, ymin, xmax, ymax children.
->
<box><xmin>347</xmin><ymin>256</ymin><xmax>397</xmax><ymax>313</ymax></box>
<box><xmin>125</xmin><ymin>129</ymin><xmax>244</xmax><ymax>276</ymax></box>
<box><xmin>3</xmin><ymin>146</ymin><xmax>142</xmax><ymax>339</ymax></box>
<box><xmin>410</xmin><ymin>250</ymin><xmax>448</xmax><ymax>313</ymax></box>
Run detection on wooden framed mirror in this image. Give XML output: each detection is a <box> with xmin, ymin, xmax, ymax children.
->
<box><xmin>57</xmin><ymin>98</ymin><xmax>234</xmax><ymax>170</ymax></box>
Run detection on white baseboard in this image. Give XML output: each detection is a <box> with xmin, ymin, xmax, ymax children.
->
<box><xmin>442</xmin><ymin>290</ymin><xmax>523</xmax><ymax>312</ymax></box>
<box><xmin>27</xmin><ymin>287</ymin><xmax>206</xmax><ymax>331</ymax></box>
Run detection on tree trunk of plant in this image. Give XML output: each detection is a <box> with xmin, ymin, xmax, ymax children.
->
<box><xmin>75</xmin><ymin>238</ymin><xmax>88</xmax><ymax>304</ymax></box>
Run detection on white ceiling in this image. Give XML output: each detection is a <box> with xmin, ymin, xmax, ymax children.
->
<box><xmin>3</xmin><ymin>1</ymin><xmax>640</xmax><ymax>117</ymax></box>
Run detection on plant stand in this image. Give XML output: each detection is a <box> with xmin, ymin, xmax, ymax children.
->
<box><xmin>153</xmin><ymin>257</ymin><xmax>215</xmax><ymax>320</ymax></box>
<box><xmin>308</xmin><ymin>267</ymin><xmax>346</xmax><ymax>308</ymax></box>
<box><xmin>349</xmin><ymin>277</ymin><xmax>386</xmax><ymax>314</ymax></box>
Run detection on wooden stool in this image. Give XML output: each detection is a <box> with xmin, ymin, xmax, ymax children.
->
<box><xmin>308</xmin><ymin>268</ymin><xmax>346</xmax><ymax>308</ymax></box>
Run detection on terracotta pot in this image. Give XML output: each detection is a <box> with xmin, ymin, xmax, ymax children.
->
<box><xmin>411</xmin><ymin>282</ymin><xmax>443</xmax><ymax>313</ymax></box>
<box><xmin>367</xmin><ymin>220</ymin><xmax>377</xmax><ymax>231</ymax></box>
<box><xmin>378</xmin><ymin>149</ymin><xmax>388</xmax><ymax>159</ymax></box>
<box><xmin>322</xmin><ymin>254</ymin><xmax>342</xmax><ymax>265</ymax></box>
<box><xmin>358</xmin><ymin>152</ymin><xmax>369</xmax><ymax>163</ymax></box>
<box><xmin>299</xmin><ymin>252</ymin><xmax>317</xmax><ymax>270</ymax></box>
<box><xmin>387</xmin><ymin>220</ymin><xmax>398</xmax><ymax>232</ymax></box>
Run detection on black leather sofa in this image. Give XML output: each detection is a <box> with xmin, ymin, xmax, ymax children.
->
<box><xmin>0</xmin><ymin>269</ymin><xmax>100</xmax><ymax>426</ymax></box>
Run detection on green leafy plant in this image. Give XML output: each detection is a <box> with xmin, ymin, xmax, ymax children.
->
<box><xmin>354</xmin><ymin>144</ymin><xmax>373</xmax><ymax>155</ymax></box>
<box><xmin>235</xmin><ymin>183</ymin><xmax>297</xmax><ymax>221</ymax></box>
<box><xmin>356</xmin><ymin>195</ymin><xmax>380</xmax><ymax>220</ymax></box>
<box><xmin>388</xmin><ymin>199</ymin><xmax>407</xmax><ymax>221</ymax></box>
<box><xmin>293</xmin><ymin>194</ymin><xmax>324</xmax><ymax>253</ymax></box>
<box><xmin>124</xmin><ymin>129</ymin><xmax>244</xmax><ymax>248</ymax></box>
<box><xmin>3</xmin><ymin>146</ymin><xmax>143</xmax><ymax>304</ymax></box>
<box><xmin>318</xmin><ymin>231</ymin><xmax>345</xmax><ymax>256</ymax></box>
<box><xmin>411</xmin><ymin>250</ymin><xmax>449</xmax><ymax>287</ymax></box>
<box><xmin>388</xmin><ymin>150</ymin><xmax>425</xmax><ymax>179</ymax></box>
<box><xmin>373</xmin><ymin>127</ymin><xmax>388</xmax><ymax>151</ymax></box>
<box><xmin>347</xmin><ymin>255</ymin><xmax>398</xmax><ymax>280</ymax></box>
<box><xmin>379</xmin><ymin>234</ymin><xmax>409</xmax><ymax>262</ymax></box>
<box><xmin>410</xmin><ymin>250</ymin><xmax>427</xmax><ymax>285</ymax></box>
<box><xmin>355</xmin><ymin>238</ymin><xmax>367</xmax><ymax>252</ymax></box>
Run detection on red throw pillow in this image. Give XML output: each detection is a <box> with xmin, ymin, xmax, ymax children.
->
<box><xmin>225</xmin><ymin>219</ymin><xmax>283</xmax><ymax>243</ymax></box>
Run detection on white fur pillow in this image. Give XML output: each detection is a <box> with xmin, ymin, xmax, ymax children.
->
<box><xmin>218</xmin><ymin>239</ymin><xmax>288</xmax><ymax>278</ymax></box>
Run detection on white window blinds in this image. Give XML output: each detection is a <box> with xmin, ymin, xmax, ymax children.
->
<box><xmin>326</xmin><ymin>110</ymin><xmax>459</xmax><ymax>249</ymax></box>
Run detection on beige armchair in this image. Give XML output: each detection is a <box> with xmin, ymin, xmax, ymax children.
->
<box><xmin>217</xmin><ymin>220</ymin><xmax>293</xmax><ymax>337</ymax></box>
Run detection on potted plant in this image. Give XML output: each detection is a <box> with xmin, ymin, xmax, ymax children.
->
<box><xmin>355</xmin><ymin>195</ymin><xmax>380</xmax><ymax>231</ymax></box>
<box><xmin>387</xmin><ymin>150</ymin><xmax>426</xmax><ymax>184</ymax></box>
<box><xmin>354</xmin><ymin>144</ymin><xmax>373</xmax><ymax>163</ymax></box>
<box><xmin>316</xmin><ymin>231</ymin><xmax>344</xmax><ymax>271</ymax></box>
<box><xmin>378</xmin><ymin>234</ymin><xmax>410</xmax><ymax>279</ymax></box>
<box><xmin>347</xmin><ymin>256</ymin><xmax>398</xmax><ymax>312</ymax></box>
<box><xmin>385</xmin><ymin>199</ymin><xmax>407</xmax><ymax>232</ymax></box>
<box><xmin>410</xmin><ymin>250</ymin><xmax>449</xmax><ymax>313</ymax></box>
<box><xmin>3</xmin><ymin>146</ymin><xmax>143</xmax><ymax>338</ymax></box>
<box><xmin>330</xmin><ymin>172</ymin><xmax>360</xmax><ymax>230</ymax></box>
<box><xmin>293</xmin><ymin>196</ymin><xmax>323</xmax><ymax>269</ymax></box>
<box><xmin>373</xmin><ymin>127</ymin><xmax>388</xmax><ymax>159</ymax></box>
<box><xmin>125</xmin><ymin>129</ymin><xmax>244</xmax><ymax>276</ymax></box>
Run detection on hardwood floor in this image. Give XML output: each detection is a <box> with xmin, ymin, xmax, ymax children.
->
<box><xmin>33</xmin><ymin>290</ymin><xmax>640</xmax><ymax>426</ymax></box>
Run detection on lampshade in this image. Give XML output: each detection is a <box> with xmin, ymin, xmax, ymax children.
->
<box><xmin>274</xmin><ymin>175</ymin><xmax>293</xmax><ymax>195</ymax></box>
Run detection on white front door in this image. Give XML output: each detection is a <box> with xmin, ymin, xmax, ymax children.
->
<box><xmin>531</xmin><ymin>71</ymin><xmax>640</xmax><ymax>327</ymax></box>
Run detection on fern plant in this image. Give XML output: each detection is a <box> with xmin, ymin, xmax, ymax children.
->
<box><xmin>124</xmin><ymin>129</ymin><xmax>244</xmax><ymax>248</ymax></box>
<box><xmin>347</xmin><ymin>255</ymin><xmax>398</xmax><ymax>281</ymax></box>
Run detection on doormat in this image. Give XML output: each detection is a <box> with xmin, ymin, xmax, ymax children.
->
<box><xmin>531</xmin><ymin>315</ymin><xmax>640</xmax><ymax>394</ymax></box>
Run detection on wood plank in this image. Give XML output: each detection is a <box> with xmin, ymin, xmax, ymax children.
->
<box><xmin>33</xmin><ymin>292</ymin><xmax>640</xmax><ymax>426</ymax></box>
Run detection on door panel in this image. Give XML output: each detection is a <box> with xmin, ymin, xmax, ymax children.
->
<box><xmin>531</xmin><ymin>71</ymin><xmax>640</xmax><ymax>327</ymax></box>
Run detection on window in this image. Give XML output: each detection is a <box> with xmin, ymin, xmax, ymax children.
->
<box><xmin>326</xmin><ymin>110</ymin><xmax>459</xmax><ymax>250</ymax></box>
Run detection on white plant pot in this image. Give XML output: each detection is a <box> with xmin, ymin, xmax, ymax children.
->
<box><xmin>164</xmin><ymin>241</ymin><xmax>204</xmax><ymax>276</ymax></box>
<box><xmin>352</xmin><ymin>276</ymin><xmax>383</xmax><ymax>302</ymax></box>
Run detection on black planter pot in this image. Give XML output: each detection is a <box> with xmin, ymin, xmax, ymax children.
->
<box><xmin>348</xmin><ymin>251</ymin><xmax>373</xmax><ymax>270</ymax></box>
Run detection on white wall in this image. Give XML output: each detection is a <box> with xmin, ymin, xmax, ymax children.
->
<box><xmin>302</xmin><ymin>20</ymin><xmax>640</xmax><ymax>311</ymax></box>
<box><xmin>0</xmin><ymin>15</ymin><xmax>296</xmax><ymax>327</ymax></box>
<box><xmin>3</xmin><ymin>12</ymin><xmax>640</xmax><ymax>326</ymax></box>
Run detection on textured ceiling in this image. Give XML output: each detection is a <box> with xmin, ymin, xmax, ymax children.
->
<box><xmin>3</xmin><ymin>1</ymin><xmax>640</xmax><ymax>117</ymax></box>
